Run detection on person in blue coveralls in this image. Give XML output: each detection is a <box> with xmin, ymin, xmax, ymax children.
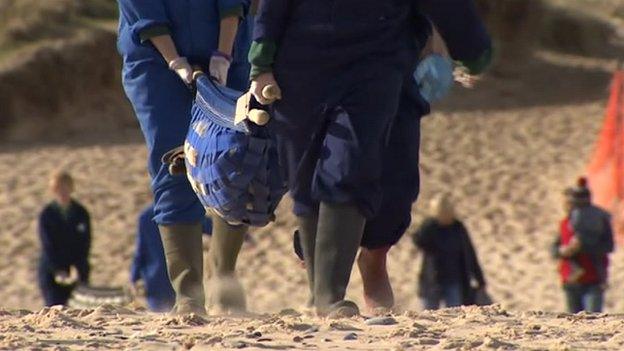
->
<box><xmin>117</xmin><ymin>0</ymin><xmax>254</xmax><ymax>314</ymax></box>
<box><xmin>130</xmin><ymin>203</ymin><xmax>213</xmax><ymax>313</ymax></box>
<box><xmin>274</xmin><ymin>0</ymin><xmax>492</xmax><ymax>315</ymax></box>
<box><xmin>38</xmin><ymin>170</ymin><xmax>91</xmax><ymax>307</ymax></box>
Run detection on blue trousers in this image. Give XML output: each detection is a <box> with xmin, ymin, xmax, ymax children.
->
<box><xmin>421</xmin><ymin>283</ymin><xmax>463</xmax><ymax>310</ymax></box>
<box><xmin>122</xmin><ymin>61</ymin><xmax>250</xmax><ymax>225</ymax></box>
<box><xmin>564</xmin><ymin>284</ymin><xmax>604</xmax><ymax>313</ymax></box>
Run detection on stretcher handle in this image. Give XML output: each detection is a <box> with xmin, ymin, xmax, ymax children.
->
<box><xmin>249</xmin><ymin>85</ymin><xmax>279</xmax><ymax>126</ymax></box>
<box><xmin>262</xmin><ymin>85</ymin><xmax>281</xmax><ymax>100</ymax></box>
<box><xmin>193</xmin><ymin>70</ymin><xmax>206</xmax><ymax>82</ymax></box>
<box><xmin>248</xmin><ymin>109</ymin><xmax>270</xmax><ymax>126</ymax></box>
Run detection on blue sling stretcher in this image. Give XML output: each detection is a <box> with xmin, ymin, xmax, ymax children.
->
<box><xmin>165</xmin><ymin>74</ymin><xmax>287</xmax><ymax>227</ymax></box>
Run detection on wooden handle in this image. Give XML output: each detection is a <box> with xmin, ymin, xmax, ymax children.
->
<box><xmin>262</xmin><ymin>85</ymin><xmax>281</xmax><ymax>100</ymax></box>
<box><xmin>248</xmin><ymin>109</ymin><xmax>270</xmax><ymax>126</ymax></box>
<box><xmin>192</xmin><ymin>70</ymin><xmax>205</xmax><ymax>82</ymax></box>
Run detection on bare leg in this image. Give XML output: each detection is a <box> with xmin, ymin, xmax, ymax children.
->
<box><xmin>357</xmin><ymin>246</ymin><xmax>394</xmax><ymax>312</ymax></box>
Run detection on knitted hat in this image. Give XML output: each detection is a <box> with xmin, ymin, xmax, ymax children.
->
<box><xmin>565</xmin><ymin>177</ymin><xmax>591</xmax><ymax>204</ymax></box>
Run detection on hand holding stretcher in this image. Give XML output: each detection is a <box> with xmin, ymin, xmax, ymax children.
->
<box><xmin>162</xmin><ymin>70</ymin><xmax>288</xmax><ymax>227</ymax></box>
<box><xmin>235</xmin><ymin>84</ymin><xmax>281</xmax><ymax>126</ymax></box>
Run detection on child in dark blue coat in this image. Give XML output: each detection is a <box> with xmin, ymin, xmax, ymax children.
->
<box><xmin>118</xmin><ymin>0</ymin><xmax>254</xmax><ymax>314</ymax></box>
<box><xmin>38</xmin><ymin>171</ymin><xmax>91</xmax><ymax>306</ymax></box>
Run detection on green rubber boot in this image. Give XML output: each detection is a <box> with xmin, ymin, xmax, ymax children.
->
<box><xmin>206</xmin><ymin>214</ymin><xmax>247</xmax><ymax>313</ymax></box>
<box><xmin>296</xmin><ymin>214</ymin><xmax>319</xmax><ymax>307</ymax></box>
<box><xmin>314</xmin><ymin>202</ymin><xmax>365</xmax><ymax>317</ymax></box>
<box><xmin>159</xmin><ymin>223</ymin><xmax>206</xmax><ymax>315</ymax></box>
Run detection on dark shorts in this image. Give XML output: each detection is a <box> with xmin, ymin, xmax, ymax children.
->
<box><xmin>272</xmin><ymin>59</ymin><xmax>407</xmax><ymax>219</ymax></box>
<box><xmin>361</xmin><ymin>95</ymin><xmax>422</xmax><ymax>249</ymax></box>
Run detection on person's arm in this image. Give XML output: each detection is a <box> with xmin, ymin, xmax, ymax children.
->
<box><xmin>76</xmin><ymin>208</ymin><xmax>91</xmax><ymax>284</ymax></box>
<box><xmin>419</xmin><ymin>0</ymin><xmax>492</xmax><ymax>75</ymax></box>
<box><xmin>461</xmin><ymin>224</ymin><xmax>485</xmax><ymax>286</ymax></box>
<box><xmin>147</xmin><ymin>35</ymin><xmax>194</xmax><ymax>84</ymax></box>
<box><xmin>38</xmin><ymin>210</ymin><xmax>65</xmax><ymax>273</ymax></box>
<box><xmin>118</xmin><ymin>0</ymin><xmax>170</xmax><ymax>39</ymax></box>
<box><xmin>210</xmin><ymin>0</ymin><xmax>247</xmax><ymax>85</ymax></box>
<box><xmin>118</xmin><ymin>0</ymin><xmax>193</xmax><ymax>84</ymax></box>
<box><xmin>248</xmin><ymin>0</ymin><xmax>292</xmax><ymax>103</ymax></box>
<box><xmin>551</xmin><ymin>235</ymin><xmax>562</xmax><ymax>259</ymax></box>
<box><xmin>600</xmin><ymin>213</ymin><xmax>615</xmax><ymax>254</ymax></box>
<box><xmin>413</xmin><ymin>219</ymin><xmax>437</xmax><ymax>251</ymax></box>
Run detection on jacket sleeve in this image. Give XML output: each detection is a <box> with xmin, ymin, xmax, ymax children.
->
<box><xmin>601</xmin><ymin>213</ymin><xmax>615</xmax><ymax>254</ymax></box>
<box><xmin>218</xmin><ymin>0</ymin><xmax>247</xmax><ymax>19</ymax></box>
<box><xmin>410</xmin><ymin>8</ymin><xmax>434</xmax><ymax>51</ymax></box>
<box><xmin>249</xmin><ymin>0</ymin><xmax>292</xmax><ymax>79</ymax></box>
<box><xmin>420</xmin><ymin>0</ymin><xmax>492</xmax><ymax>74</ymax></box>
<box><xmin>118</xmin><ymin>0</ymin><xmax>171</xmax><ymax>43</ymax></box>
<box><xmin>461</xmin><ymin>223</ymin><xmax>486</xmax><ymax>286</ymax></box>
<box><xmin>413</xmin><ymin>219</ymin><xmax>437</xmax><ymax>251</ymax></box>
<box><xmin>76</xmin><ymin>208</ymin><xmax>92</xmax><ymax>283</ymax></box>
<box><xmin>551</xmin><ymin>235</ymin><xmax>562</xmax><ymax>259</ymax></box>
<box><xmin>38</xmin><ymin>210</ymin><xmax>64</xmax><ymax>272</ymax></box>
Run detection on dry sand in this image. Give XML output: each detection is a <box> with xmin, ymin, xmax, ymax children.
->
<box><xmin>2</xmin><ymin>51</ymin><xmax>624</xmax><ymax>349</ymax></box>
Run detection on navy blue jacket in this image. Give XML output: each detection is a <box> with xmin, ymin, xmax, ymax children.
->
<box><xmin>118</xmin><ymin>0</ymin><xmax>252</xmax><ymax>65</ymax></box>
<box><xmin>38</xmin><ymin>201</ymin><xmax>91</xmax><ymax>282</ymax></box>
<box><xmin>420</xmin><ymin>0</ymin><xmax>491</xmax><ymax>63</ymax></box>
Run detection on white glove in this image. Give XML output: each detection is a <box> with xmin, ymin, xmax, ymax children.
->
<box><xmin>209</xmin><ymin>53</ymin><xmax>231</xmax><ymax>86</ymax></box>
<box><xmin>168</xmin><ymin>57</ymin><xmax>193</xmax><ymax>84</ymax></box>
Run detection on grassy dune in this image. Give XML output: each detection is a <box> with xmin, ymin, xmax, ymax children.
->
<box><xmin>0</xmin><ymin>0</ymin><xmax>117</xmax><ymax>60</ymax></box>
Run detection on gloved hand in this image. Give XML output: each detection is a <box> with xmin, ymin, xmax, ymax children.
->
<box><xmin>250</xmin><ymin>72</ymin><xmax>282</xmax><ymax>105</ymax></box>
<box><xmin>414</xmin><ymin>54</ymin><xmax>454</xmax><ymax>103</ymax></box>
<box><xmin>453</xmin><ymin>65</ymin><xmax>481</xmax><ymax>89</ymax></box>
<box><xmin>209</xmin><ymin>52</ymin><xmax>232</xmax><ymax>86</ymax></box>
<box><xmin>168</xmin><ymin>57</ymin><xmax>193</xmax><ymax>84</ymax></box>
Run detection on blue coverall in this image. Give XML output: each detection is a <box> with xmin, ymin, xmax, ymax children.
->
<box><xmin>361</xmin><ymin>0</ymin><xmax>492</xmax><ymax>249</ymax></box>
<box><xmin>255</xmin><ymin>0</ymin><xmax>424</xmax><ymax>219</ymax></box>
<box><xmin>130</xmin><ymin>204</ymin><xmax>213</xmax><ymax>312</ymax></box>
<box><xmin>38</xmin><ymin>201</ymin><xmax>91</xmax><ymax>306</ymax></box>
<box><xmin>118</xmin><ymin>0</ymin><xmax>253</xmax><ymax>225</ymax></box>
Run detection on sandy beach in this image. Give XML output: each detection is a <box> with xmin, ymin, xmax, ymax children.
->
<box><xmin>2</xmin><ymin>48</ymin><xmax>624</xmax><ymax>349</ymax></box>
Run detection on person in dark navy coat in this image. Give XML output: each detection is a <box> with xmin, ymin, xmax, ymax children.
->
<box><xmin>38</xmin><ymin>171</ymin><xmax>91</xmax><ymax>307</ymax></box>
<box><xmin>283</xmin><ymin>0</ymin><xmax>492</xmax><ymax>314</ymax></box>
<box><xmin>249</xmin><ymin>0</ymin><xmax>432</xmax><ymax>317</ymax></box>
<box><xmin>356</xmin><ymin>0</ymin><xmax>492</xmax><ymax>312</ymax></box>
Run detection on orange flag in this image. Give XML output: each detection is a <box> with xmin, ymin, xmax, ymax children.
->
<box><xmin>587</xmin><ymin>70</ymin><xmax>624</xmax><ymax>238</ymax></box>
